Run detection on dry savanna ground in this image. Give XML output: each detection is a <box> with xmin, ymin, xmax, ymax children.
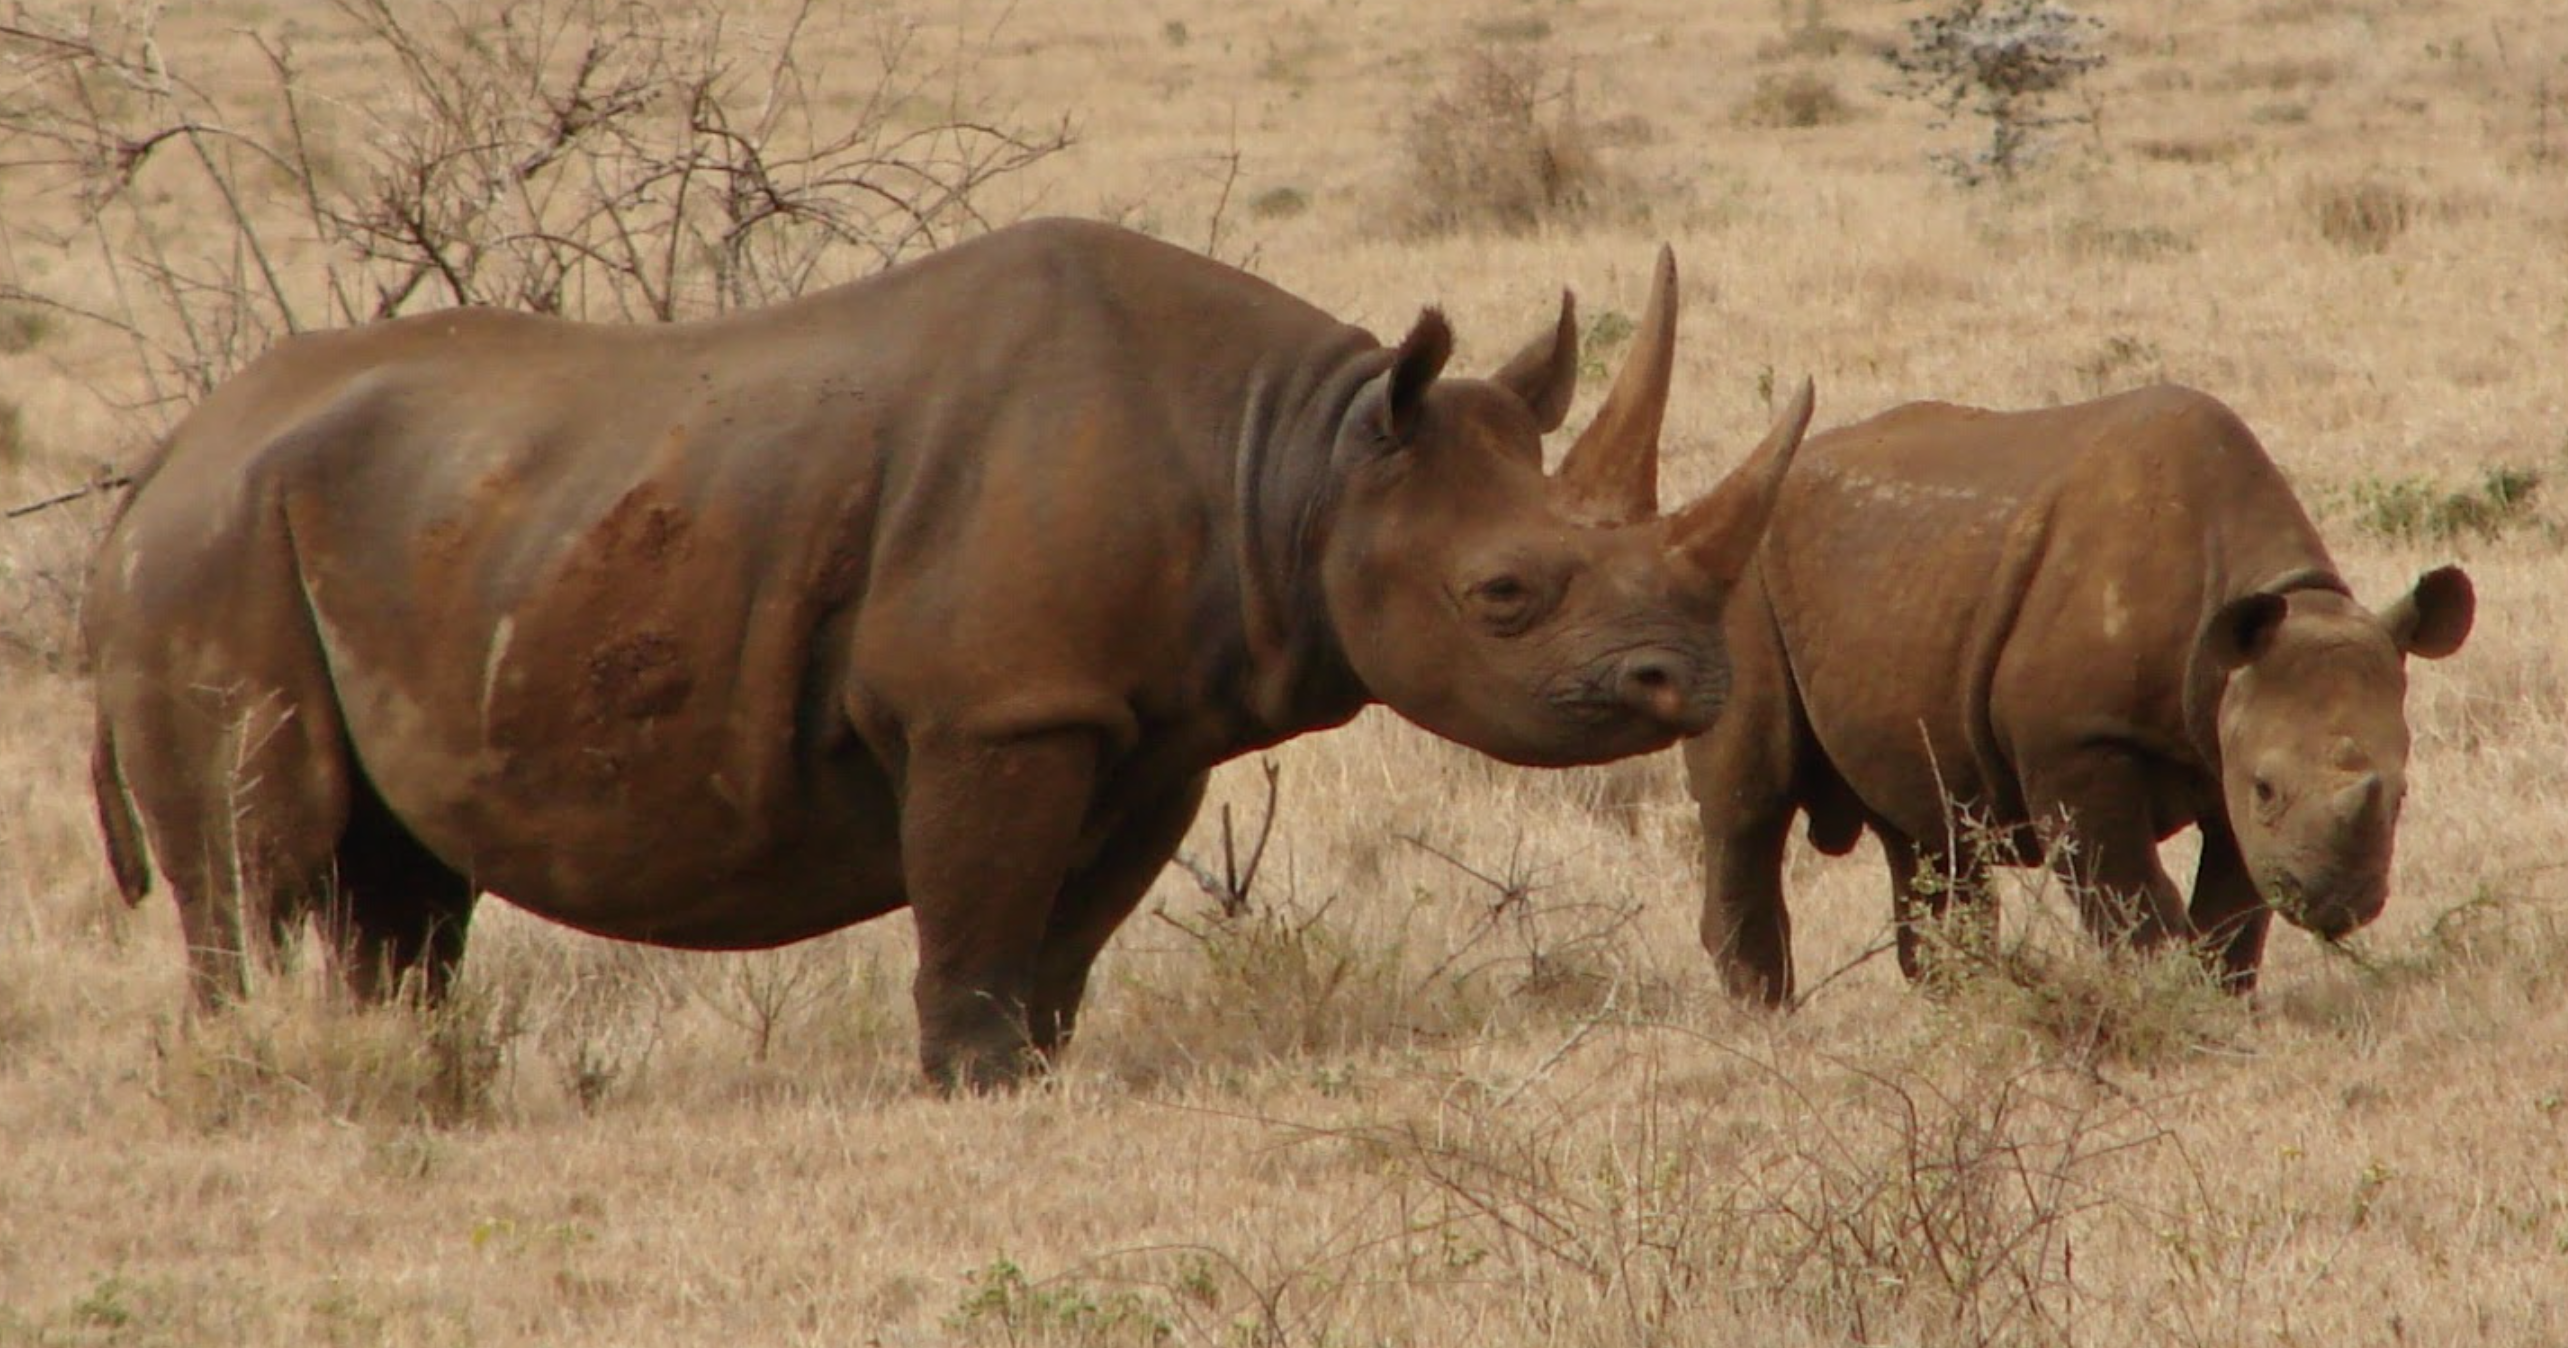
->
<box><xmin>4</xmin><ymin>0</ymin><xmax>2567</xmax><ymax>1343</ymax></box>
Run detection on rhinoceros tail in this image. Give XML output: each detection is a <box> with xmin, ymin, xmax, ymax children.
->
<box><xmin>90</xmin><ymin>714</ymin><xmax>153</xmax><ymax>904</ymax></box>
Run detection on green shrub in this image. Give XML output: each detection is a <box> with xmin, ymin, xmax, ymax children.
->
<box><xmin>2349</xmin><ymin>465</ymin><xmax>2540</xmax><ymax>543</ymax></box>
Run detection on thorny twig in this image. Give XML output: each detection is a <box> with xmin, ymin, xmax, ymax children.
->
<box><xmin>5</xmin><ymin>473</ymin><xmax>133</xmax><ymax>520</ymax></box>
<box><xmin>1172</xmin><ymin>759</ymin><xmax>1281</xmax><ymax>918</ymax></box>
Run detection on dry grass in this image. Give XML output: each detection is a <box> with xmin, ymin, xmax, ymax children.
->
<box><xmin>6</xmin><ymin>0</ymin><xmax>2568</xmax><ymax>1343</ymax></box>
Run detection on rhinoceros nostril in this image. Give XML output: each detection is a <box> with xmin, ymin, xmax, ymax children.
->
<box><xmin>2337</xmin><ymin>772</ymin><xmax>2385</xmax><ymax>829</ymax></box>
<box><xmin>1616</xmin><ymin>654</ymin><xmax>1701</xmax><ymax>729</ymax></box>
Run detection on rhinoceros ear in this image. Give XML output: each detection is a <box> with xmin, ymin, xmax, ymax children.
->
<box><xmin>1344</xmin><ymin>308</ymin><xmax>1454</xmax><ymax>453</ymax></box>
<box><xmin>1491</xmin><ymin>290</ymin><xmax>1578</xmax><ymax>433</ymax></box>
<box><xmin>2385</xmin><ymin>565</ymin><xmax>2474</xmax><ymax>659</ymax></box>
<box><xmin>2203</xmin><ymin>592</ymin><xmax>2288</xmax><ymax>671</ymax></box>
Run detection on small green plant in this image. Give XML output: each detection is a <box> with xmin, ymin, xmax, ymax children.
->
<box><xmin>1247</xmin><ymin>185</ymin><xmax>1309</xmax><ymax>220</ymax></box>
<box><xmin>1886</xmin><ymin>0</ymin><xmax>2108</xmax><ymax>184</ymax></box>
<box><xmin>2063</xmin><ymin>218</ymin><xmax>2192</xmax><ymax>261</ymax></box>
<box><xmin>2349</xmin><ymin>465</ymin><xmax>2540</xmax><ymax>543</ymax></box>
<box><xmin>949</xmin><ymin>1257</ymin><xmax>1173</xmax><ymax>1345</ymax></box>
<box><xmin>71</xmin><ymin>1273</ymin><xmax>138</xmax><ymax>1329</ymax></box>
<box><xmin>1577</xmin><ymin>307</ymin><xmax>1637</xmax><ymax>380</ymax></box>
<box><xmin>0</xmin><ymin>302</ymin><xmax>54</xmax><ymax>353</ymax></box>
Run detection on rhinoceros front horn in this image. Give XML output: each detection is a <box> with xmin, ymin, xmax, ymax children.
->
<box><xmin>1669</xmin><ymin>376</ymin><xmax>1817</xmax><ymax>587</ymax></box>
<box><xmin>1553</xmin><ymin>243</ymin><xmax>1678</xmax><ymax>526</ymax></box>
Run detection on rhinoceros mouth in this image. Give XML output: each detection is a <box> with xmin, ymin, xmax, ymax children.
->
<box><xmin>2259</xmin><ymin>868</ymin><xmax>2389</xmax><ymax>940</ymax></box>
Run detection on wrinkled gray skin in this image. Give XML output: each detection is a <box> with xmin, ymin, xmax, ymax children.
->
<box><xmin>88</xmin><ymin>218</ymin><xmax>1815</xmax><ymax>1091</ymax></box>
<box><xmin>1683</xmin><ymin>384</ymin><xmax>2475</xmax><ymax>1005</ymax></box>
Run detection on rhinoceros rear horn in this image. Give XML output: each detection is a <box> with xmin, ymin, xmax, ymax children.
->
<box><xmin>1669</xmin><ymin>377</ymin><xmax>1816</xmax><ymax>588</ymax></box>
<box><xmin>1554</xmin><ymin>244</ymin><xmax>1678</xmax><ymax>525</ymax></box>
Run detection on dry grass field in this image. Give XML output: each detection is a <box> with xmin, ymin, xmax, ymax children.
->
<box><xmin>5</xmin><ymin>0</ymin><xmax>2568</xmax><ymax>1342</ymax></box>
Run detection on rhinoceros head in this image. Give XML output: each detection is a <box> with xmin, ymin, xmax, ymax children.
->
<box><xmin>1316</xmin><ymin>247</ymin><xmax>1813</xmax><ymax>767</ymax></box>
<box><xmin>2203</xmin><ymin>567</ymin><xmax>2474</xmax><ymax>937</ymax></box>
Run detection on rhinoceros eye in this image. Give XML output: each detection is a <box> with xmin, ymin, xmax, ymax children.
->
<box><xmin>1466</xmin><ymin>574</ymin><xmax>1542</xmax><ymax>635</ymax></box>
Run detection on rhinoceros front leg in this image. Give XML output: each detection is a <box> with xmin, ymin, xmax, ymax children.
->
<box><xmin>1881</xmin><ymin>823</ymin><xmax>1994</xmax><ymax>987</ymax></box>
<box><xmin>1682</xmin><ymin>577</ymin><xmax>1803</xmax><ymax>1009</ymax></box>
<box><xmin>2188</xmin><ymin>816</ymin><xmax>2270</xmax><ymax>993</ymax></box>
<box><xmin>1686</xmin><ymin>727</ymin><xmax>1799</xmax><ymax>1008</ymax></box>
<box><xmin>2021</xmin><ymin>754</ymin><xmax>2192</xmax><ymax>954</ymax></box>
<box><xmin>1025</xmin><ymin>773</ymin><xmax>1210</xmax><ymax>1063</ymax></box>
<box><xmin>900</xmin><ymin>729</ymin><xmax>1100</xmax><ymax>1094</ymax></box>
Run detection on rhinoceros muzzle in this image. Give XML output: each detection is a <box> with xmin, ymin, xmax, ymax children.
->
<box><xmin>1543</xmin><ymin>644</ymin><xmax>1722</xmax><ymax>734</ymax></box>
<box><xmin>2264</xmin><ymin>864</ymin><xmax>2391</xmax><ymax>940</ymax></box>
<box><xmin>1573</xmin><ymin>646</ymin><xmax>1728</xmax><ymax>736</ymax></box>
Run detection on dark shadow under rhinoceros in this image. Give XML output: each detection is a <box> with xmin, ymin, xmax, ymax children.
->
<box><xmin>1682</xmin><ymin>383</ymin><xmax>2474</xmax><ymax>1006</ymax></box>
<box><xmin>88</xmin><ymin>217</ymin><xmax>1816</xmax><ymax>1091</ymax></box>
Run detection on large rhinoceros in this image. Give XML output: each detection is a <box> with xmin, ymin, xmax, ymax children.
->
<box><xmin>89</xmin><ymin>217</ymin><xmax>1815</xmax><ymax>1090</ymax></box>
<box><xmin>1683</xmin><ymin>384</ymin><xmax>2473</xmax><ymax>1005</ymax></box>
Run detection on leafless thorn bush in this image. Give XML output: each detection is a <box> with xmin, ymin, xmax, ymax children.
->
<box><xmin>1149</xmin><ymin>873</ymin><xmax>1408</xmax><ymax>1066</ymax></box>
<box><xmin>0</xmin><ymin>0</ymin><xmax>1073</xmax><ymax>426</ymax></box>
<box><xmin>692</xmin><ymin>944</ymin><xmax>843</xmax><ymax>1065</ymax></box>
<box><xmin>1173</xmin><ymin>759</ymin><xmax>1281</xmax><ymax>919</ymax></box>
<box><xmin>1398</xmin><ymin>45</ymin><xmax>1611</xmax><ymax>236</ymax></box>
<box><xmin>1397</xmin><ymin>828</ymin><xmax>1651</xmax><ymax>1018</ymax></box>
<box><xmin>1896</xmin><ymin>810</ymin><xmax>2245</xmax><ymax>1071</ymax></box>
<box><xmin>534</xmin><ymin>946</ymin><xmax>674</xmax><ymax>1113</ymax></box>
<box><xmin>1311</xmin><ymin>1031</ymin><xmax>2182</xmax><ymax>1345</ymax></box>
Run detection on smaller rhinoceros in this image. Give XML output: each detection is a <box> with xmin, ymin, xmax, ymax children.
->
<box><xmin>1683</xmin><ymin>384</ymin><xmax>2474</xmax><ymax>1004</ymax></box>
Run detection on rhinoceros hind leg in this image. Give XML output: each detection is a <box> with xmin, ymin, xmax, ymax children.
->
<box><xmin>173</xmin><ymin>887</ymin><xmax>254</xmax><ymax>1012</ymax></box>
<box><xmin>2187</xmin><ymin>816</ymin><xmax>2269</xmax><ymax>994</ymax></box>
<box><xmin>902</xmin><ymin>729</ymin><xmax>1101</xmax><ymax>1095</ymax></box>
<box><xmin>1026</xmin><ymin>773</ymin><xmax>1208</xmax><ymax>1064</ymax></box>
<box><xmin>122</xmin><ymin>685</ymin><xmax>351</xmax><ymax>1013</ymax></box>
<box><xmin>322</xmin><ymin>775</ymin><xmax>479</xmax><ymax>1005</ymax></box>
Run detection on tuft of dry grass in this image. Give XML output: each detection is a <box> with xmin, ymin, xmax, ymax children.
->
<box><xmin>149</xmin><ymin>980</ymin><xmax>521</xmax><ymax>1132</ymax></box>
<box><xmin>1733</xmin><ymin>69</ymin><xmax>1858</xmax><ymax>128</ymax></box>
<box><xmin>2310</xmin><ymin>176</ymin><xmax>2420</xmax><ymax>252</ymax></box>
